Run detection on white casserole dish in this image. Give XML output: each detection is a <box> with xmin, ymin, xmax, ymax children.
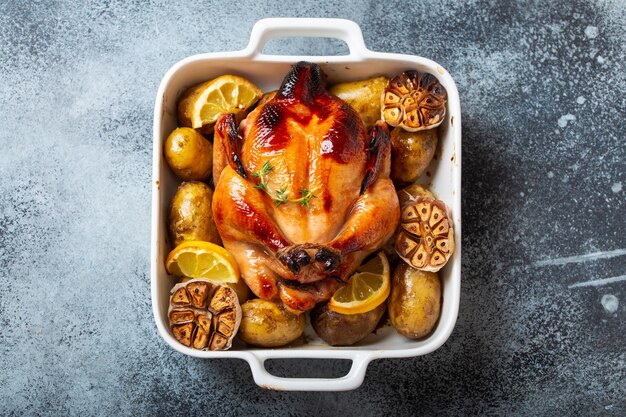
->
<box><xmin>151</xmin><ymin>18</ymin><xmax>461</xmax><ymax>391</ymax></box>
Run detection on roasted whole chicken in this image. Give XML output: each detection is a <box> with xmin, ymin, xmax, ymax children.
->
<box><xmin>212</xmin><ymin>62</ymin><xmax>400</xmax><ymax>312</ymax></box>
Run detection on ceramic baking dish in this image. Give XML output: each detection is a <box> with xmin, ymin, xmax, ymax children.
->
<box><xmin>151</xmin><ymin>18</ymin><xmax>461</xmax><ymax>391</ymax></box>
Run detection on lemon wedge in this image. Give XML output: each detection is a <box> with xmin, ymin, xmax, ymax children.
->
<box><xmin>165</xmin><ymin>241</ymin><xmax>240</xmax><ymax>284</ymax></box>
<box><xmin>328</xmin><ymin>252</ymin><xmax>390</xmax><ymax>315</ymax></box>
<box><xmin>177</xmin><ymin>75</ymin><xmax>263</xmax><ymax>130</ymax></box>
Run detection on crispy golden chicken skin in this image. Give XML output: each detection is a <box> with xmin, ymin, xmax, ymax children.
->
<box><xmin>212</xmin><ymin>62</ymin><xmax>400</xmax><ymax>312</ymax></box>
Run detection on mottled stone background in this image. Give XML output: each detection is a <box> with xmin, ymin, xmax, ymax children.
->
<box><xmin>0</xmin><ymin>0</ymin><xmax>624</xmax><ymax>415</ymax></box>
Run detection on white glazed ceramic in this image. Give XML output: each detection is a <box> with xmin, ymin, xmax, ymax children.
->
<box><xmin>152</xmin><ymin>18</ymin><xmax>462</xmax><ymax>391</ymax></box>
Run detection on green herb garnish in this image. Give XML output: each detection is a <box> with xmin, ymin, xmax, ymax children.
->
<box><xmin>251</xmin><ymin>161</ymin><xmax>317</xmax><ymax>209</ymax></box>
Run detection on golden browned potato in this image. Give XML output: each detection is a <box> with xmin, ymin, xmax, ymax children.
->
<box><xmin>238</xmin><ymin>299</ymin><xmax>305</xmax><ymax>347</ymax></box>
<box><xmin>390</xmin><ymin>128</ymin><xmax>438</xmax><ymax>185</ymax></box>
<box><xmin>168</xmin><ymin>181</ymin><xmax>221</xmax><ymax>247</ymax></box>
<box><xmin>164</xmin><ymin>127</ymin><xmax>213</xmax><ymax>181</ymax></box>
<box><xmin>388</xmin><ymin>263</ymin><xmax>441</xmax><ymax>339</ymax></box>
<box><xmin>329</xmin><ymin>76</ymin><xmax>389</xmax><ymax>131</ymax></box>
<box><xmin>311</xmin><ymin>302</ymin><xmax>386</xmax><ymax>346</ymax></box>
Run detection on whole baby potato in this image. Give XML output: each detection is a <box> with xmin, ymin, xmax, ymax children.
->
<box><xmin>164</xmin><ymin>127</ymin><xmax>213</xmax><ymax>181</ymax></box>
<box><xmin>238</xmin><ymin>299</ymin><xmax>305</xmax><ymax>347</ymax></box>
<box><xmin>388</xmin><ymin>263</ymin><xmax>441</xmax><ymax>339</ymax></box>
<box><xmin>311</xmin><ymin>302</ymin><xmax>386</xmax><ymax>346</ymax></box>
<box><xmin>390</xmin><ymin>128</ymin><xmax>438</xmax><ymax>185</ymax></box>
<box><xmin>329</xmin><ymin>76</ymin><xmax>389</xmax><ymax>131</ymax></box>
<box><xmin>168</xmin><ymin>181</ymin><xmax>221</xmax><ymax>247</ymax></box>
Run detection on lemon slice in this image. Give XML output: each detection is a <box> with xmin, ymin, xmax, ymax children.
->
<box><xmin>329</xmin><ymin>252</ymin><xmax>390</xmax><ymax>315</ymax></box>
<box><xmin>177</xmin><ymin>75</ymin><xmax>263</xmax><ymax>129</ymax></box>
<box><xmin>166</xmin><ymin>241</ymin><xmax>240</xmax><ymax>284</ymax></box>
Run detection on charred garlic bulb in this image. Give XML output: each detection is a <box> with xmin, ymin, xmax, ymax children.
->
<box><xmin>382</xmin><ymin>70</ymin><xmax>447</xmax><ymax>131</ymax></box>
<box><xmin>397</xmin><ymin>183</ymin><xmax>435</xmax><ymax>206</ymax></box>
<box><xmin>395</xmin><ymin>197</ymin><xmax>455</xmax><ymax>272</ymax></box>
<box><xmin>168</xmin><ymin>279</ymin><xmax>242</xmax><ymax>350</ymax></box>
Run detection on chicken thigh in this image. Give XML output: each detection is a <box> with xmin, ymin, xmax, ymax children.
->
<box><xmin>212</xmin><ymin>62</ymin><xmax>399</xmax><ymax>312</ymax></box>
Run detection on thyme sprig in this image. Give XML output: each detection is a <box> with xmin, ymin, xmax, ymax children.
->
<box><xmin>292</xmin><ymin>189</ymin><xmax>317</xmax><ymax>208</ymax></box>
<box><xmin>252</xmin><ymin>161</ymin><xmax>317</xmax><ymax>208</ymax></box>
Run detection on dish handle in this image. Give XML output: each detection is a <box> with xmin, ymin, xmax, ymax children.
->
<box><xmin>245</xmin><ymin>351</ymin><xmax>372</xmax><ymax>391</ymax></box>
<box><xmin>244</xmin><ymin>18</ymin><xmax>368</xmax><ymax>58</ymax></box>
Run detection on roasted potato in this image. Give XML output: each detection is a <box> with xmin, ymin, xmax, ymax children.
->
<box><xmin>388</xmin><ymin>263</ymin><xmax>441</xmax><ymax>339</ymax></box>
<box><xmin>329</xmin><ymin>76</ymin><xmax>389</xmax><ymax>131</ymax></box>
<box><xmin>168</xmin><ymin>181</ymin><xmax>221</xmax><ymax>247</ymax></box>
<box><xmin>311</xmin><ymin>302</ymin><xmax>386</xmax><ymax>346</ymax></box>
<box><xmin>164</xmin><ymin>127</ymin><xmax>213</xmax><ymax>181</ymax></box>
<box><xmin>238</xmin><ymin>299</ymin><xmax>305</xmax><ymax>347</ymax></box>
<box><xmin>390</xmin><ymin>128</ymin><xmax>438</xmax><ymax>185</ymax></box>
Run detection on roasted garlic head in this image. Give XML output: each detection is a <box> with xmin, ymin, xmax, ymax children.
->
<box><xmin>168</xmin><ymin>279</ymin><xmax>242</xmax><ymax>350</ymax></box>
<box><xmin>397</xmin><ymin>183</ymin><xmax>435</xmax><ymax>206</ymax></box>
<box><xmin>395</xmin><ymin>197</ymin><xmax>455</xmax><ymax>272</ymax></box>
<box><xmin>382</xmin><ymin>70</ymin><xmax>447</xmax><ymax>131</ymax></box>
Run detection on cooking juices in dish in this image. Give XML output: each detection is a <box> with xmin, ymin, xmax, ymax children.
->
<box><xmin>163</xmin><ymin>61</ymin><xmax>455</xmax><ymax>350</ymax></box>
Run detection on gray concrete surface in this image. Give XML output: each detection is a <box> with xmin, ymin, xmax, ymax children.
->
<box><xmin>1</xmin><ymin>0</ymin><xmax>625</xmax><ymax>415</ymax></box>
